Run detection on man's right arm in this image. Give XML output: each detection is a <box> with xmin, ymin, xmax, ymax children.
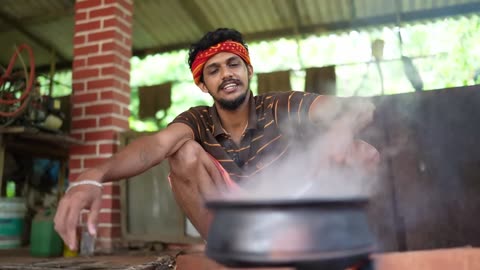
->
<box><xmin>54</xmin><ymin>122</ymin><xmax>194</xmax><ymax>250</ymax></box>
<box><xmin>80</xmin><ymin>122</ymin><xmax>194</xmax><ymax>184</ymax></box>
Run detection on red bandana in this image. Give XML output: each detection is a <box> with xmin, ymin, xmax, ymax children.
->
<box><xmin>191</xmin><ymin>40</ymin><xmax>251</xmax><ymax>86</ymax></box>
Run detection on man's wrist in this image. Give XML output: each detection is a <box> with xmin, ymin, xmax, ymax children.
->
<box><xmin>66</xmin><ymin>180</ymin><xmax>103</xmax><ymax>193</ymax></box>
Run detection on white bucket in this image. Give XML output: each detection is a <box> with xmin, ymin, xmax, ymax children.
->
<box><xmin>0</xmin><ymin>198</ymin><xmax>26</xmax><ymax>249</ymax></box>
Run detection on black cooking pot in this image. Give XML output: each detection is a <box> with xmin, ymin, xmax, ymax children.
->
<box><xmin>205</xmin><ymin>198</ymin><xmax>375</xmax><ymax>269</ymax></box>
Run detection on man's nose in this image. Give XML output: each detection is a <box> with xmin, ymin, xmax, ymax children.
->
<box><xmin>220</xmin><ymin>66</ymin><xmax>233</xmax><ymax>79</ymax></box>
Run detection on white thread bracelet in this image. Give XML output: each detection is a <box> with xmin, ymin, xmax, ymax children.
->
<box><xmin>66</xmin><ymin>180</ymin><xmax>103</xmax><ymax>193</ymax></box>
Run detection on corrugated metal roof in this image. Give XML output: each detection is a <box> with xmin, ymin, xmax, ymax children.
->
<box><xmin>0</xmin><ymin>0</ymin><xmax>479</xmax><ymax>72</ymax></box>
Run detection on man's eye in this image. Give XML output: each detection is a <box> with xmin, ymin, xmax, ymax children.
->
<box><xmin>229</xmin><ymin>63</ymin><xmax>239</xmax><ymax>67</ymax></box>
<box><xmin>209</xmin><ymin>69</ymin><xmax>218</xmax><ymax>75</ymax></box>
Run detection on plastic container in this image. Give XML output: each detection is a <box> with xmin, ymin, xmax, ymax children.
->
<box><xmin>0</xmin><ymin>198</ymin><xmax>26</xmax><ymax>249</ymax></box>
<box><xmin>30</xmin><ymin>208</ymin><xmax>63</xmax><ymax>257</ymax></box>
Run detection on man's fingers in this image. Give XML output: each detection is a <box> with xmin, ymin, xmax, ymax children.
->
<box><xmin>87</xmin><ymin>198</ymin><xmax>101</xmax><ymax>237</ymax></box>
<box><xmin>207</xmin><ymin>164</ymin><xmax>227</xmax><ymax>193</ymax></box>
<box><xmin>202</xmin><ymin>154</ymin><xmax>227</xmax><ymax>194</ymax></box>
<box><xmin>54</xmin><ymin>197</ymin><xmax>69</xmax><ymax>244</ymax></box>
<box><xmin>197</xmin><ymin>164</ymin><xmax>221</xmax><ymax>199</ymax></box>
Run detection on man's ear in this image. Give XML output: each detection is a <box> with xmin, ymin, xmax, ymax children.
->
<box><xmin>198</xmin><ymin>81</ymin><xmax>209</xmax><ymax>93</ymax></box>
<box><xmin>247</xmin><ymin>65</ymin><xmax>254</xmax><ymax>80</ymax></box>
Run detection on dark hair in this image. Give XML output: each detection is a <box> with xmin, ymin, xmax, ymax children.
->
<box><xmin>188</xmin><ymin>28</ymin><xmax>249</xmax><ymax>71</ymax></box>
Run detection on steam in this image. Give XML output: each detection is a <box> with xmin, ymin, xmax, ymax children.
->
<box><xmin>220</xmin><ymin>97</ymin><xmax>381</xmax><ymax>201</ymax></box>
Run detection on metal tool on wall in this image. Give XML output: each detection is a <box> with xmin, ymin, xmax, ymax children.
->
<box><xmin>0</xmin><ymin>44</ymin><xmax>65</xmax><ymax>131</ymax></box>
<box><xmin>0</xmin><ymin>44</ymin><xmax>35</xmax><ymax>127</ymax></box>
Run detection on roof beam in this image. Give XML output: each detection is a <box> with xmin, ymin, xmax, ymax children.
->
<box><xmin>287</xmin><ymin>0</ymin><xmax>302</xmax><ymax>35</ymax></box>
<box><xmin>0</xmin><ymin>8</ymin><xmax>69</xmax><ymax>62</ymax></box>
<box><xmin>0</xmin><ymin>12</ymin><xmax>74</xmax><ymax>32</ymax></box>
<box><xmin>45</xmin><ymin>2</ymin><xmax>480</xmax><ymax>72</ymax></box>
<box><xmin>131</xmin><ymin>2</ymin><xmax>480</xmax><ymax>59</ymax></box>
<box><xmin>177</xmin><ymin>0</ymin><xmax>214</xmax><ymax>33</ymax></box>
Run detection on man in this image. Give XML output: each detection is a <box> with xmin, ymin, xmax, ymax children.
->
<box><xmin>54</xmin><ymin>28</ymin><xmax>379</xmax><ymax>250</ymax></box>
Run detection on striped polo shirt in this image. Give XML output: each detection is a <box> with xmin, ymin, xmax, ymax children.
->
<box><xmin>170</xmin><ymin>91</ymin><xmax>321</xmax><ymax>183</ymax></box>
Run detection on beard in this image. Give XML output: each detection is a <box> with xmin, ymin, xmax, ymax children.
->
<box><xmin>215</xmin><ymin>90</ymin><xmax>249</xmax><ymax>111</ymax></box>
<box><xmin>212</xmin><ymin>78</ymin><xmax>250</xmax><ymax>111</ymax></box>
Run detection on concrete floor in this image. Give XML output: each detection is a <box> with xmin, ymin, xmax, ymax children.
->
<box><xmin>0</xmin><ymin>248</ymin><xmax>176</xmax><ymax>269</ymax></box>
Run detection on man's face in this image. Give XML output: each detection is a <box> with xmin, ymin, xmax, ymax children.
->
<box><xmin>199</xmin><ymin>52</ymin><xmax>253</xmax><ymax>111</ymax></box>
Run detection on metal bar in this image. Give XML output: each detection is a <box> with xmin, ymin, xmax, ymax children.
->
<box><xmin>0</xmin><ymin>9</ymin><xmax>69</xmax><ymax>62</ymax></box>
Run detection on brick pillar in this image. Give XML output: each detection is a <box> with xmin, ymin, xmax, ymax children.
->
<box><xmin>70</xmin><ymin>0</ymin><xmax>133</xmax><ymax>253</ymax></box>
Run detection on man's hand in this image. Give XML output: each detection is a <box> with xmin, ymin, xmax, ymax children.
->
<box><xmin>321</xmin><ymin>98</ymin><xmax>377</xmax><ymax>168</ymax></box>
<box><xmin>54</xmin><ymin>183</ymin><xmax>103</xmax><ymax>251</ymax></box>
<box><xmin>345</xmin><ymin>140</ymin><xmax>380</xmax><ymax>173</ymax></box>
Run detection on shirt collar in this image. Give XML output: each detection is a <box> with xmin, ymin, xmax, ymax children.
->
<box><xmin>210</xmin><ymin>91</ymin><xmax>257</xmax><ymax>137</ymax></box>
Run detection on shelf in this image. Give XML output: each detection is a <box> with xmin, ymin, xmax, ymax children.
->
<box><xmin>0</xmin><ymin>126</ymin><xmax>82</xmax><ymax>159</ymax></box>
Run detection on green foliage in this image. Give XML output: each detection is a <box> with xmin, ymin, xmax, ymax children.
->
<box><xmin>45</xmin><ymin>15</ymin><xmax>480</xmax><ymax>131</ymax></box>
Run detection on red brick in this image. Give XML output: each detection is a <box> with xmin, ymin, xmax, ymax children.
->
<box><xmin>120</xmin><ymin>59</ymin><xmax>130</xmax><ymax>70</ymax></box>
<box><xmin>124</xmin><ymin>36</ymin><xmax>132</xmax><ymax>47</ymax></box>
<box><xmin>84</xmin><ymin>157</ymin><xmax>109</xmax><ymax>168</ymax></box>
<box><xmin>74</xmin><ymin>44</ymin><xmax>100</xmax><ymax>56</ymax></box>
<box><xmin>69</xmin><ymin>158</ymin><xmax>82</xmax><ymax>170</ymax></box>
<box><xmin>70</xmin><ymin>145</ymin><xmax>97</xmax><ymax>156</ymax></box>
<box><xmin>72</xmin><ymin>107</ymin><xmax>84</xmax><ymax>118</ymax></box>
<box><xmin>100</xmin><ymin>198</ymin><xmax>121</xmax><ymax>209</ymax></box>
<box><xmin>373</xmin><ymin>248</ymin><xmax>480</xmax><ymax>270</ymax></box>
<box><xmin>85</xmin><ymin>103</ymin><xmax>121</xmax><ymax>115</ymax></box>
<box><xmin>99</xmin><ymin>143</ymin><xmax>117</xmax><ymax>154</ymax></box>
<box><xmin>99</xmin><ymin>116</ymin><xmax>128</xmax><ymax>129</ymax></box>
<box><xmin>73</xmin><ymin>34</ymin><xmax>86</xmax><ymax>45</ymax></box>
<box><xmin>103</xmin><ymin>184</ymin><xmax>120</xmax><ymax>195</ymax></box>
<box><xmin>69</xmin><ymin>132</ymin><xmax>84</xmax><ymax>142</ymax></box>
<box><xmin>102</xmin><ymin>17</ymin><xmax>117</xmax><ymax>29</ymax></box>
<box><xmin>76</xmin><ymin>0</ymin><xmax>103</xmax><ymax>10</ymax></box>
<box><xmin>88</xmin><ymin>29</ymin><xmax>120</xmax><ymax>42</ymax></box>
<box><xmin>118</xmin><ymin>20</ymin><xmax>132</xmax><ymax>36</ymax></box>
<box><xmin>75</xmin><ymin>11</ymin><xmax>87</xmax><ymax>22</ymax></box>
<box><xmin>100</xmin><ymin>41</ymin><xmax>131</xmax><ymax>57</ymax></box>
<box><xmin>72</xmin><ymin>92</ymin><xmax>98</xmax><ymax>103</ymax></box>
<box><xmin>97</xmin><ymin>226</ymin><xmax>122</xmax><ymax>239</ymax></box>
<box><xmin>103</xmin><ymin>17</ymin><xmax>131</xmax><ymax>37</ymax></box>
<box><xmin>72</xmin><ymin>82</ymin><xmax>85</xmax><ymax>91</ymax></box>
<box><xmin>100</xmin><ymin>66</ymin><xmax>130</xmax><ymax>82</ymax></box>
<box><xmin>90</xmin><ymin>6</ymin><xmax>118</xmax><ymax>18</ymax></box>
<box><xmin>98</xmin><ymin>212</ymin><xmax>121</xmax><ymax>224</ymax></box>
<box><xmin>86</xmin><ymin>54</ymin><xmax>118</xmax><ymax>66</ymax></box>
<box><xmin>75</xmin><ymin>20</ymin><xmax>101</xmax><ymax>33</ymax></box>
<box><xmin>100</xmin><ymin>90</ymin><xmax>129</xmax><ymax>104</ymax></box>
<box><xmin>72</xmin><ymin>68</ymin><xmax>100</xmax><ymax>80</ymax></box>
<box><xmin>87</xmin><ymin>78</ymin><xmax>121</xmax><ymax>90</ymax></box>
<box><xmin>100</xmin><ymin>41</ymin><xmax>115</xmax><ymax>52</ymax></box>
<box><xmin>72</xmin><ymin>58</ymin><xmax>87</xmax><ymax>70</ymax></box>
<box><xmin>120</xmin><ymin>82</ymin><xmax>130</xmax><ymax>93</ymax></box>
<box><xmin>72</xmin><ymin>118</ymin><xmax>98</xmax><ymax>129</ymax></box>
<box><xmin>118</xmin><ymin>0</ymin><xmax>134</xmax><ymax>14</ymax></box>
<box><xmin>122</xmin><ymin>107</ymin><xmax>130</xmax><ymax>117</ymax></box>
<box><xmin>84</xmin><ymin>129</ymin><xmax>117</xmax><ymax>141</ymax></box>
<box><xmin>176</xmin><ymin>253</ymin><xmax>230</xmax><ymax>270</ymax></box>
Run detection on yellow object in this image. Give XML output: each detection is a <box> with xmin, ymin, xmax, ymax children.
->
<box><xmin>53</xmin><ymin>99</ymin><xmax>61</xmax><ymax>110</ymax></box>
<box><xmin>63</xmin><ymin>244</ymin><xmax>78</xmax><ymax>257</ymax></box>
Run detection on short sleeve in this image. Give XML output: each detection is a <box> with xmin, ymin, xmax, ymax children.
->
<box><xmin>168</xmin><ymin>108</ymin><xmax>204</xmax><ymax>141</ymax></box>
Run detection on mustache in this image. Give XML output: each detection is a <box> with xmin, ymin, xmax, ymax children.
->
<box><xmin>219</xmin><ymin>79</ymin><xmax>242</xmax><ymax>91</ymax></box>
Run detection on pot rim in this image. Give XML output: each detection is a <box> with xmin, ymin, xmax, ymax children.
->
<box><xmin>205</xmin><ymin>197</ymin><xmax>369</xmax><ymax>209</ymax></box>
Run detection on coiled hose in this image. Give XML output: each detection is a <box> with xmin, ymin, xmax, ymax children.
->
<box><xmin>0</xmin><ymin>44</ymin><xmax>36</xmax><ymax>118</ymax></box>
